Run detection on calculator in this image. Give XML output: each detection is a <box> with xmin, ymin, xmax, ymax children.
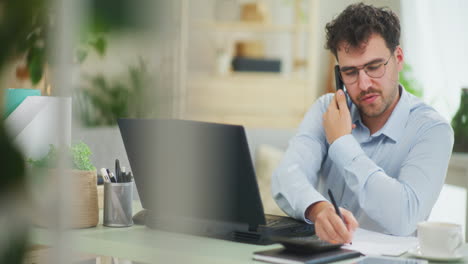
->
<box><xmin>271</xmin><ymin>235</ymin><xmax>343</xmax><ymax>253</ymax></box>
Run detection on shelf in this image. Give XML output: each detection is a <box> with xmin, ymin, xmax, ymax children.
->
<box><xmin>184</xmin><ymin>1</ymin><xmax>320</xmax><ymax>128</ymax></box>
<box><xmin>185</xmin><ymin>72</ymin><xmax>311</xmax><ymax>128</ymax></box>
<box><xmin>188</xmin><ymin>72</ymin><xmax>309</xmax><ymax>84</ymax></box>
<box><xmin>195</xmin><ymin>21</ymin><xmax>311</xmax><ymax>33</ymax></box>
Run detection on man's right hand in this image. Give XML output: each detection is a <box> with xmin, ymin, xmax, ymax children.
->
<box><xmin>306</xmin><ymin>201</ymin><xmax>359</xmax><ymax>244</ymax></box>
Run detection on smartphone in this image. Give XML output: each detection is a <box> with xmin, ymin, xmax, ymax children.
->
<box><xmin>334</xmin><ymin>65</ymin><xmax>351</xmax><ymax>109</ymax></box>
<box><xmin>353</xmin><ymin>256</ymin><xmax>428</xmax><ymax>264</ymax></box>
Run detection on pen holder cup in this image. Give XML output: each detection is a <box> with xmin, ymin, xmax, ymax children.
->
<box><xmin>103</xmin><ymin>182</ymin><xmax>134</xmax><ymax>227</ymax></box>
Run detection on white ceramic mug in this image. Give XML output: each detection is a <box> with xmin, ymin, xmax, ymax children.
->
<box><xmin>417</xmin><ymin>221</ymin><xmax>464</xmax><ymax>257</ymax></box>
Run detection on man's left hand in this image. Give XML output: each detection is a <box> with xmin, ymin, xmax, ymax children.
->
<box><xmin>323</xmin><ymin>90</ymin><xmax>354</xmax><ymax>144</ymax></box>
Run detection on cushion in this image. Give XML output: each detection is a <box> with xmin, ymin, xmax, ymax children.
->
<box><xmin>255</xmin><ymin>144</ymin><xmax>286</xmax><ymax>216</ymax></box>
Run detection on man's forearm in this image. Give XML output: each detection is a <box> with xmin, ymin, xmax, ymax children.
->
<box><xmin>272</xmin><ymin>96</ymin><xmax>330</xmax><ymax>221</ymax></box>
<box><xmin>328</xmin><ymin>125</ymin><xmax>453</xmax><ymax>235</ymax></box>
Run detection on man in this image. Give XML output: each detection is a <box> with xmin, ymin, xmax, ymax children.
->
<box><xmin>272</xmin><ymin>3</ymin><xmax>453</xmax><ymax>244</ymax></box>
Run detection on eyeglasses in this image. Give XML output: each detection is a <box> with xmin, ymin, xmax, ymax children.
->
<box><xmin>338</xmin><ymin>54</ymin><xmax>393</xmax><ymax>85</ymax></box>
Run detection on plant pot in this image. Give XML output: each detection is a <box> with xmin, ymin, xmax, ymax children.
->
<box><xmin>452</xmin><ymin>88</ymin><xmax>468</xmax><ymax>153</ymax></box>
<box><xmin>29</xmin><ymin>169</ymin><xmax>99</xmax><ymax>228</ymax></box>
<box><xmin>69</xmin><ymin>170</ymin><xmax>99</xmax><ymax>228</ymax></box>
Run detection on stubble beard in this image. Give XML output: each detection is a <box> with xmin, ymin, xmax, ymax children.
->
<box><xmin>356</xmin><ymin>85</ymin><xmax>399</xmax><ymax>118</ymax></box>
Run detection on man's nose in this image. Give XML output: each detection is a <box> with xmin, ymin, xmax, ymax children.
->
<box><xmin>357</xmin><ymin>69</ymin><xmax>372</xmax><ymax>91</ymax></box>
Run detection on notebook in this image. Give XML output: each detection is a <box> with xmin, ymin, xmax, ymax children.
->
<box><xmin>253</xmin><ymin>247</ymin><xmax>362</xmax><ymax>264</ymax></box>
<box><xmin>118</xmin><ymin>119</ymin><xmax>315</xmax><ymax>245</ymax></box>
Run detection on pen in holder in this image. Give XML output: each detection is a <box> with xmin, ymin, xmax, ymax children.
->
<box><xmin>103</xmin><ymin>181</ymin><xmax>134</xmax><ymax>227</ymax></box>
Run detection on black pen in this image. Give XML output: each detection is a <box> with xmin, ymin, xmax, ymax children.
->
<box><xmin>115</xmin><ymin>159</ymin><xmax>121</xmax><ymax>183</ymax></box>
<box><xmin>328</xmin><ymin>189</ymin><xmax>344</xmax><ymax>222</ymax></box>
<box><xmin>328</xmin><ymin>189</ymin><xmax>353</xmax><ymax>244</ymax></box>
<box><xmin>107</xmin><ymin>168</ymin><xmax>116</xmax><ymax>183</ymax></box>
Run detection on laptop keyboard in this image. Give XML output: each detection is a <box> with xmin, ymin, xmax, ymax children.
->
<box><xmin>265</xmin><ymin>214</ymin><xmax>307</xmax><ymax>228</ymax></box>
<box><xmin>285</xmin><ymin>234</ymin><xmax>321</xmax><ymax>241</ymax></box>
<box><xmin>266</xmin><ymin>218</ymin><xmax>282</xmax><ymax>226</ymax></box>
<box><xmin>262</xmin><ymin>214</ymin><xmax>316</xmax><ymax>240</ymax></box>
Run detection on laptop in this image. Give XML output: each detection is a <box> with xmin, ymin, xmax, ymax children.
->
<box><xmin>118</xmin><ymin>118</ymin><xmax>315</xmax><ymax>245</ymax></box>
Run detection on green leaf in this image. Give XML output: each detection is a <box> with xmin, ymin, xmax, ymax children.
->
<box><xmin>76</xmin><ymin>48</ymin><xmax>88</xmax><ymax>64</ymax></box>
<box><xmin>70</xmin><ymin>142</ymin><xmax>96</xmax><ymax>171</ymax></box>
<box><xmin>89</xmin><ymin>36</ymin><xmax>107</xmax><ymax>57</ymax></box>
<box><xmin>75</xmin><ymin>59</ymin><xmax>155</xmax><ymax>126</ymax></box>
<box><xmin>28</xmin><ymin>143</ymin><xmax>96</xmax><ymax>171</ymax></box>
<box><xmin>89</xmin><ymin>15</ymin><xmax>110</xmax><ymax>34</ymax></box>
<box><xmin>27</xmin><ymin>46</ymin><xmax>45</xmax><ymax>85</ymax></box>
<box><xmin>400</xmin><ymin>64</ymin><xmax>423</xmax><ymax>98</ymax></box>
<box><xmin>18</xmin><ymin>29</ymin><xmax>39</xmax><ymax>54</ymax></box>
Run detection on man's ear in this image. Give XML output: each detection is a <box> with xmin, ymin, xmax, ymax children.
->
<box><xmin>394</xmin><ymin>46</ymin><xmax>404</xmax><ymax>71</ymax></box>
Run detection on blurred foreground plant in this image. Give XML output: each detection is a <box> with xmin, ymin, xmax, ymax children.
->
<box><xmin>0</xmin><ymin>0</ymin><xmax>47</xmax><ymax>263</ymax></box>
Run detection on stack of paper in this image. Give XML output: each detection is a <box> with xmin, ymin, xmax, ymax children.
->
<box><xmin>344</xmin><ymin>228</ymin><xmax>418</xmax><ymax>256</ymax></box>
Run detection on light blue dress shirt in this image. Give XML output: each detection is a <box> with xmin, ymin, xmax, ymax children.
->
<box><xmin>272</xmin><ymin>86</ymin><xmax>454</xmax><ymax>236</ymax></box>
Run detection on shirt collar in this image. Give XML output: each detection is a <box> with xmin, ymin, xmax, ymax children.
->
<box><xmin>351</xmin><ymin>102</ymin><xmax>361</xmax><ymax>125</ymax></box>
<box><xmin>350</xmin><ymin>85</ymin><xmax>411</xmax><ymax>143</ymax></box>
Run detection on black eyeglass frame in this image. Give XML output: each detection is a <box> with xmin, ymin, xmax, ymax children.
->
<box><xmin>338</xmin><ymin>54</ymin><xmax>393</xmax><ymax>85</ymax></box>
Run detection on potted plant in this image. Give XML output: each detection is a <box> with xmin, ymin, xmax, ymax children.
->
<box><xmin>27</xmin><ymin>142</ymin><xmax>99</xmax><ymax>228</ymax></box>
<box><xmin>400</xmin><ymin>63</ymin><xmax>423</xmax><ymax>98</ymax></box>
<box><xmin>451</xmin><ymin>88</ymin><xmax>468</xmax><ymax>152</ymax></box>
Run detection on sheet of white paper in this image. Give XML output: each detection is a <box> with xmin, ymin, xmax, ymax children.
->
<box><xmin>5</xmin><ymin>96</ymin><xmax>71</xmax><ymax>159</ymax></box>
<box><xmin>343</xmin><ymin>228</ymin><xmax>418</xmax><ymax>256</ymax></box>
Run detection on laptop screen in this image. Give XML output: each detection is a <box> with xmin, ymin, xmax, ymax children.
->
<box><xmin>118</xmin><ymin>119</ymin><xmax>267</xmax><ymax>228</ymax></box>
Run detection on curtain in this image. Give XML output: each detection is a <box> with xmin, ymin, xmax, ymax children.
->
<box><xmin>401</xmin><ymin>0</ymin><xmax>468</xmax><ymax>121</ymax></box>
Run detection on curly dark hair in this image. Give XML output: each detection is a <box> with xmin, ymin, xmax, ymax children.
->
<box><xmin>325</xmin><ymin>3</ymin><xmax>400</xmax><ymax>59</ymax></box>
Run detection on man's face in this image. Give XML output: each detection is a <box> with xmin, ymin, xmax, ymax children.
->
<box><xmin>337</xmin><ymin>34</ymin><xmax>404</xmax><ymax>119</ymax></box>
